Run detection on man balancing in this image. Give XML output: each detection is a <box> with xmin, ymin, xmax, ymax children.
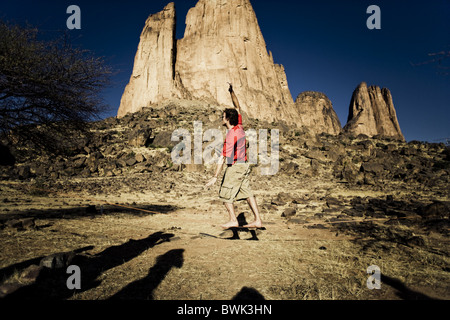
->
<box><xmin>204</xmin><ymin>84</ymin><xmax>263</xmax><ymax>230</ymax></box>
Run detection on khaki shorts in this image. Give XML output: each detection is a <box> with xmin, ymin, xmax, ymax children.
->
<box><xmin>219</xmin><ymin>163</ymin><xmax>253</xmax><ymax>203</ymax></box>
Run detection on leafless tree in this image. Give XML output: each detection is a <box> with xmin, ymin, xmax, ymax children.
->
<box><xmin>0</xmin><ymin>20</ymin><xmax>112</xmax><ymax>154</ymax></box>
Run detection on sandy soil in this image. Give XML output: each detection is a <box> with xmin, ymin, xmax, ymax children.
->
<box><xmin>0</xmin><ymin>168</ymin><xmax>448</xmax><ymax>300</ymax></box>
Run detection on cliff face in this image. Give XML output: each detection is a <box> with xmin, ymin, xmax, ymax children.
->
<box><xmin>118</xmin><ymin>0</ymin><xmax>300</xmax><ymax>124</ymax></box>
<box><xmin>176</xmin><ymin>0</ymin><xmax>298</xmax><ymax>123</ymax></box>
<box><xmin>344</xmin><ymin>82</ymin><xmax>404</xmax><ymax>141</ymax></box>
<box><xmin>118</xmin><ymin>3</ymin><xmax>179</xmax><ymax>118</ymax></box>
<box><xmin>295</xmin><ymin>92</ymin><xmax>342</xmax><ymax>135</ymax></box>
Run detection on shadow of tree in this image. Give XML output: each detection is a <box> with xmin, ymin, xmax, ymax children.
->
<box><xmin>381</xmin><ymin>274</ymin><xmax>439</xmax><ymax>300</ymax></box>
<box><xmin>0</xmin><ymin>203</ymin><xmax>179</xmax><ymax>226</ymax></box>
<box><xmin>109</xmin><ymin>249</ymin><xmax>184</xmax><ymax>300</ymax></box>
<box><xmin>4</xmin><ymin>232</ymin><xmax>174</xmax><ymax>299</ymax></box>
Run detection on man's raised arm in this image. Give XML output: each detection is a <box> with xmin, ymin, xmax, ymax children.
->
<box><xmin>228</xmin><ymin>83</ymin><xmax>241</xmax><ymax>114</ymax></box>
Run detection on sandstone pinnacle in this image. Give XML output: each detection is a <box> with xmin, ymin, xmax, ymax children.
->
<box><xmin>117</xmin><ymin>0</ymin><xmax>301</xmax><ymax>125</ymax></box>
<box><xmin>117</xmin><ymin>3</ymin><xmax>178</xmax><ymax>118</ymax></box>
<box><xmin>295</xmin><ymin>91</ymin><xmax>342</xmax><ymax>135</ymax></box>
<box><xmin>117</xmin><ymin>2</ymin><xmax>405</xmax><ymax>141</ymax></box>
<box><xmin>344</xmin><ymin>82</ymin><xmax>404</xmax><ymax>141</ymax></box>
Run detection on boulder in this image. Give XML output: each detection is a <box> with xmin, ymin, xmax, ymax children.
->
<box><xmin>151</xmin><ymin>131</ymin><xmax>177</xmax><ymax>149</ymax></box>
<box><xmin>4</xmin><ymin>218</ymin><xmax>36</xmax><ymax>230</ymax></box>
<box><xmin>72</xmin><ymin>156</ymin><xmax>86</xmax><ymax>169</ymax></box>
<box><xmin>128</xmin><ymin>125</ymin><xmax>152</xmax><ymax>147</ymax></box>
<box><xmin>360</xmin><ymin>162</ymin><xmax>385</xmax><ymax>175</ymax></box>
<box><xmin>282</xmin><ymin>207</ymin><xmax>297</xmax><ymax>218</ymax></box>
<box><xmin>304</xmin><ymin>149</ymin><xmax>328</xmax><ymax>163</ymax></box>
<box><xmin>126</xmin><ymin>157</ymin><xmax>137</xmax><ymax>167</ymax></box>
<box><xmin>16</xmin><ymin>165</ymin><xmax>32</xmax><ymax>180</ymax></box>
<box><xmin>0</xmin><ymin>283</ymin><xmax>23</xmax><ymax>298</ymax></box>
<box><xmin>40</xmin><ymin>251</ymin><xmax>76</xmax><ymax>269</ymax></box>
<box><xmin>418</xmin><ymin>201</ymin><xmax>449</xmax><ymax>219</ymax></box>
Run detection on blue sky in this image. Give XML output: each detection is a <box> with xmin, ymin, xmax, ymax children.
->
<box><xmin>1</xmin><ymin>0</ymin><xmax>449</xmax><ymax>142</ymax></box>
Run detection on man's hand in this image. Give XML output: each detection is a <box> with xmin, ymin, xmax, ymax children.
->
<box><xmin>206</xmin><ymin>156</ymin><xmax>224</xmax><ymax>190</ymax></box>
<box><xmin>228</xmin><ymin>83</ymin><xmax>241</xmax><ymax>112</ymax></box>
<box><xmin>204</xmin><ymin>177</ymin><xmax>218</xmax><ymax>189</ymax></box>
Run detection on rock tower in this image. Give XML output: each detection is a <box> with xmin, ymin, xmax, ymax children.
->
<box><xmin>118</xmin><ymin>0</ymin><xmax>300</xmax><ymax>124</ymax></box>
<box><xmin>295</xmin><ymin>92</ymin><xmax>342</xmax><ymax>135</ymax></box>
<box><xmin>118</xmin><ymin>1</ymin><xmax>404</xmax><ymax>140</ymax></box>
<box><xmin>344</xmin><ymin>82</ymin><xmax>404</xmax><ymax>141</ymax></box>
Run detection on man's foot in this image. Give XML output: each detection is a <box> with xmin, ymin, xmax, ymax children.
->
<box><xmin>243</xmin><ymin>221</ymin><xmax>263</xmax><ymax>229</ymax></box>
<box><xmin>221</xmin><ymin>221</ymin><xmax>239</xmax><ymax>230</ymax></box>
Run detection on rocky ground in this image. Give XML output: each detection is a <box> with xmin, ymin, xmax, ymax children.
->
<box><xmin>0</xmin><ymin>100</ymin><xmax>449</xmax><ymax>300</ymax></box>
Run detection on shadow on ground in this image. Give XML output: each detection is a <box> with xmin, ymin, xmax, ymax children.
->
<box><xmin>232</xmin><ymin>287</ymin><xmax>265</xmax><ymax>300</ymax></box>
<box><xmin>381</xmin><ymin>274</ymin><xmax>439</xmax><ymax>300</ymax></box>
<box><xmin>3</xmin><ymin>231</ymin><xmax>175</xmax><ymax>299</ymax></box>
<box><xmin>0</xmin><ymin>203</ymin><xmax>179</xmax><ymax>227</ymax></box>
<box><xmin>109</xmin><ymin>249</ymin><xmax>184</xmax><ymax>300</ymax></box>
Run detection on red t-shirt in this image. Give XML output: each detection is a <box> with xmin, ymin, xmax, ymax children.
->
<box><xmin>222</xmin><ymin>114</ymin><xmax>247</xmax><ymax>165</ymax></box>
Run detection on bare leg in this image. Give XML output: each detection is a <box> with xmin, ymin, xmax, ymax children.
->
<box><xmin>221</xmin><ymin>202</ymin><xmax>239</xmax><ymax>229</ymax></box>
<box><xmin>244</xmin><ymin>196</ymin><xmax>263</xmax><ymax>228</ymax></box>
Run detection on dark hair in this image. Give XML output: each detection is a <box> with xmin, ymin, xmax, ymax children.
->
<box><xmin>224</xmin><ymin>109</ymin><xmax>239</xmax><ymax>126</ymax></box>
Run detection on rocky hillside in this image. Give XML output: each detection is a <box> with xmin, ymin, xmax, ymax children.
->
<box><xmin>1</xmin><ymin>100</ymin><xmax>448</xmax><ymax>195</ymax></box>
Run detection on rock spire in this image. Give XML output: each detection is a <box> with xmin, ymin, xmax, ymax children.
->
<box><xmin>118</xmin><ymin>3</ymin><xmax>178</xmax><ymax>117</ymax></box>
<box><xmin>118</xmin><ymin>0</ymin><xmax>300</xmax><ymax>124</ymax></box>
<box><xmin>344</xmin><ymin>82</ymin><xmax>404</xmax><ymax>141</ymax></box>
<box><xmin>295</xmin><ymin>92</ymin><xmax>342</xmax><ymax>135</ymax></box>
<box><xmin>118</xmin><ymin>2</ymin><xmax>404</xmax><ymax>141</ymax></box>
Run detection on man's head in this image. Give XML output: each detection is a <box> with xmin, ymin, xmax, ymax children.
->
<box><xmin>223</xmin><ymin>109</ymin><xmax>239</xmax><ymax>127</ymax></box>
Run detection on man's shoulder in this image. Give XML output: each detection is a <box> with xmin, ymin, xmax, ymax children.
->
<box><xmin>232</xmin><ymin>124</ymin><xmax>244</xmax><ymax>131</ymax></box>
<box><xmin>225</xmin><ymin>125</ymin><xmax>245</xmax><ymax>137</ymax></box>
<box><xmin>234</xmin><ymin>125</ymin><xmax>246</xmax><ymax>136</ymax></box>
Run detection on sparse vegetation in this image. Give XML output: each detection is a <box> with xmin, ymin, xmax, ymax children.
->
<box><xmin>0</xmin><ymin>102</ymin><xmax>448</xmax><ymax>300</ymax></box>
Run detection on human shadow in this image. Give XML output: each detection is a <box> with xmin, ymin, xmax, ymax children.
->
<box><xmin>227</xmin><ymin>228</ymin><xmax>260</xmax><ymax>241</ymax></box>
<box><xmin>381</xmin><ymin>274</ymin><xmax>439</xmax><ymax>300</ymax></box>
<box><xmin>237</xmin><ymin>212</ymin><xmax>249</xmax><ymax>226</ymax></box>
<box><xmin>0</xmin><ymin>203</ymin><xmax>179</xmax><ymax>223</ymax></box>
<box><xmin>4</xmin><ymin>232</ymin><xmax>174</xmax><ymax>299</ymax></box>
<box><xmin>109</xmin><ymin>249</ymin><xmax>184</xmax><ymax>300</ymax></box>
<box><xmin>225</xmin><ymin>213</ymin><xmax>260</xmax><ymax>240</ymax></box>
<box><xmin>232</xmin><ymin>287</ymin><xmax>265</xmax><ymax>300</ymax></box>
